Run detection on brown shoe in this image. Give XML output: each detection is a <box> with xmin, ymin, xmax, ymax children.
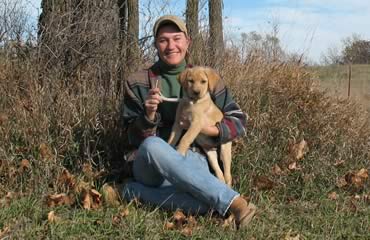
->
<box><xmin>229</xmin><ymin>196</ymin><xmax>257</xmax><ymax>230</ymax></box>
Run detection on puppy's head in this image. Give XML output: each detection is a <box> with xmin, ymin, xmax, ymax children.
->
<box><xmin>177</xmin><ymin>67</ymin><xmax>220</xmax><ymax>100</ymax></box>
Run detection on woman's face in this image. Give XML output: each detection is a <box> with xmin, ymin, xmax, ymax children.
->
<box><xmin>155</xmin><ymin>24</ymin><xmax>190</xmax><ymax>66</ymax></box>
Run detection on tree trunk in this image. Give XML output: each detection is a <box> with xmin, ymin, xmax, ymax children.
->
<box><xmin>186</xmin><ymin>0</ymin><xmax>200</xmax><ymax>65</ymax></box>
<box><xmin>126</xmin><ymin>0</ymin><xmax>140</xmax><ymax>72</ymax></box>
<box><xmin>117</xmin><ymin>0</ymin><xmax>128</xmax><ymax>95</ymax></box>
<box><xmin>208</xmin><ymin>0</ymin><xmax>224</xmax><ymax>69</ymax></box>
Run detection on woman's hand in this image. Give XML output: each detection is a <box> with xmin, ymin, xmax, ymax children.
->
<box><xmin>201</xmin><ymin>125</ymin><xmax>219</xmax><ymax>137</ymax></box>
<box><xmin>145</xmin><ymin>88</ymin><xmax>162</xmax><ymax>121</ymax></box>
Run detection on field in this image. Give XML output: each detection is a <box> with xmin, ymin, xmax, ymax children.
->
<box><xmin>312</xmin><ymin>64</ymin><xmax>370</xmax><ymax>112</ymax></box>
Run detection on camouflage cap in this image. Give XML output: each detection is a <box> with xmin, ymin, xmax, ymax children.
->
<box><xmin>153</xmin><ymin>15</ymin><xmax>188</xmax><ymax>38</ymax></box>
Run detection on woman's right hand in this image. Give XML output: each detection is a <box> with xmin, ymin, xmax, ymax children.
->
<box><xmin>145</xmin><ymin>87</ymin><xmax>162</xmax><ymax>121</ymax></box>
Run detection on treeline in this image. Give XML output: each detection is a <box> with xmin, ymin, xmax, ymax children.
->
<box><xmin>321</xmin><ymin>34</ymin><xmax>370</xmax><ymax>65</ymax></box>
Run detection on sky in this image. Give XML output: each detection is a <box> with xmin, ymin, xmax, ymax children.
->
<box><xmin>24</xmin><ymin>0</ymin><xmax>370</xmax><ymax>64</ymax></box>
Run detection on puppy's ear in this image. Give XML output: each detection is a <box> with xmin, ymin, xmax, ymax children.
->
<box><xmin>177</xmin><ymin>69</ymin><xmax>190</xmax><ymax>88</ymax></box>
<box><xmin>204</xmin><ymin>67</ymin><xmax>220</xmax><ymax>92</ymax></box>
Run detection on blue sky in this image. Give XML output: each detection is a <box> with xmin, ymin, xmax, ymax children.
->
<box><xmin>25</xmin><ymin>0</ymin><xmax>370</xmax><ymax>63</ymax></box>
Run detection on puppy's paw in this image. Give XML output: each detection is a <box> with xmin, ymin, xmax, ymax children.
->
<box><xmin>223</xmin><ymin>174</ymin><xmax>232</xmax><ymax>187</ymax></box>
<box><xmin>177</xmin><ymin>148</ymin><xmax>187</xmax><ymax>156</ymax></box>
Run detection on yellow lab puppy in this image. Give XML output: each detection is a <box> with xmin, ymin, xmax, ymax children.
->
<box><xmin>168</xmin><ymin>67</ymin><xmax>232</xmax><ymax>186</ymax></box>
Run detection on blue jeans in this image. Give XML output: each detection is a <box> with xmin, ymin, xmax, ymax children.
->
<box><xmin>121</xmin><ymin>136</ymin><xmax>239</xmax><ymax>216</ymax></box>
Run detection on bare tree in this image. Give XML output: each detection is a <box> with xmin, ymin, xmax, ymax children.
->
<box><xmin>320</xmin><ymin>46</ymin><xmax>342</xmax><ymax>65</ymax></box>
<box><xmin>208</xmin><ymin>0</ymin><xmax>224</xmax><ymax>69</ymax></box>
<box><xmin>342</xmin><ymin>37</ymin><xmax>370</xmax><ymax>64</ymax></box>
<box><xmin>0</xmin><ymin>0</ymin><xmax>29</xmax><ymax>43</ymax></box>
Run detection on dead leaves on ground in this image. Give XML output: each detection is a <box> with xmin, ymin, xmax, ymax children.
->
<box><xmin>289</xmin><ymin>139</ymin><xmax>308</xmax><ymax>161</ymax></box>
<box><xmin>286</xmin><ymin>139</ymin><xmax>308</xmax><ymax>171</ymax></box>
<box><xmin>163</xmin><ymin>210</ymin><xmax>198</xmax><ymax>237</ymax></box>
<box><xmin>254</xmin><ymin>175</ymin><xmax>275</xmax><ymax>191</ymax></box>
<box><xmin>18</xmin><ymin>159</ymin><xmax>31</xmax><ymax>173</ymax></box>
<box><xmin>0</xmin><ymin>113</ymin><xmax>9</xmax><ymax>125</ymax></box>
<box><xmin>39</xmin><ymin>143</ymin><xmax>54</xmax><ymax>161</ymax></box>
<box><xmin>81</xmin><ymin>188</ymin><xmax>102</xmax><ymax>210</ymax></box>
<box><xmin>46</xmin><ymin>167</ymin><xmax>121</xmax><ymax>211</ymax></box>
<box><xmin>47</xmin><ymin>211</ymin><xmax>61</xmax><ymax>223</ymax></box>
<box><xmin>336</xmin><ymin>168</ymin><xmax>368</xmax><ymax>191</ymax></box>
<box><xmin>112</xmin><ymin>207</ymin><xmax>130</xmax><ymax>225</ymax></box>
<box><xmin>46</xmin><ymin>193</ymin><xmax>75</xmax><ymax>207</ymax></box>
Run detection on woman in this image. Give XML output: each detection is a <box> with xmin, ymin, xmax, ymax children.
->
<box><xmin>121</xmin><ymin>15</ymin><xmax>256</xmax><ymax>229</ymax></box>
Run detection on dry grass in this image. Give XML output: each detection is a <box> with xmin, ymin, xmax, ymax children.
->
<box><xmin>1</xmin><ymin>40</ymin><xmax>370</xmax><ymax>238</ymax></box>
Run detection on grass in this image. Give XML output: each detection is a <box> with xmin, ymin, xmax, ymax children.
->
<box><xmin>1</xmin><ymin>186</ymin><xmax>369</xmax><ymax>239</ymax></box>
<box><xmin>1</xmin><ymin>51</ymin><xmax>370</xmax><ymax>239</ymax></box>
<box><xmin>311</xmin><ymin>64</ymin><xmax>370</xmax><ymax>111</ymax></box>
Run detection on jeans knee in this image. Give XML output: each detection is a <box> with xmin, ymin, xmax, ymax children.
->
<box><xmin>141</xmin><ymin>136</ymin><xmax>165</xmax><ymax>154</ymax></box>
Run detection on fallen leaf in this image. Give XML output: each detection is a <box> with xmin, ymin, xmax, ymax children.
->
<box><xmin>336</xmin><ymin>177</ymin><xmax>348</xmax><ymax>188</ymax></box>
<box><xmin>81</xmin><ymin>189</ymin><xmax>92</xmax><ymax>210</ymax></box>
<box><xmin>0</xmin><ymin>113</ymin><xmax>8</xmax><ymax>125</ymax></box>
<box><xmin>39</xmin><ymin>143</ymin><xmax>53</xmax><ymax>161</ymax></box>
<box><xmin>6</xmin><ymin>192</ymin><xmax>17</xmax><ymax>203</ymax></box>
<box><xmin>334</xmin><ymin>160</ymin><xmax>345</xmax><ymax>167</ymax></box>
<box><xmin>345</xmin><ymin>169</ymin><xmax>368</xmax><ymax>190</ymax></box>
<box><xmin>58</xmin><ymin>168</ymin><xmax>76</xmax><ymax>189</ymax></box>
<box><xmin>119</xmin><ymin>207</ymin><xmax>129</xmax><ymax>218</ymax></box>
<box><xmin>102</xmin><ymin>183</ymin><xmax>120</xmax><ymax>207</ymax></box>
<box><xmin>46</xmin><ymin>193</ymin><xmax>74</xmax><ymax>207</ymax></box>
<box><xmin>112</xmin><ymin>215</ymin><xmax>121</xmax><ymax>225</ymax></box>
<box><xmin>187</xmin><ymin>215</ymin><xmax>197</xmax><ymax>228</ymax></box>
<box><xmin>254</xmin><ymin>175</ymin><xmax>274</xmax><ymax>190</ymax></box>
<box><xmin>288</xmin><ymin>162</ymin><xmax>301</xmax><ymax>171</ymax></box>
<box><xmin>47</xmin><ymin>211</ymin><xmax>60</xmax><ymax>223</ymax></box>
<box><xmin>81</xmin><ymin>189</ymin><xmax>102</xmax><ymax>210</ymax></box>
<box><xmin>328</xmin><ymin>192</ymin><xmax>338</xmax><ymax>200</ymax></box>
<box><xmin>284</xmin><ymin>230</ymin><xmax>300</xmax><ymax>240</ymax></box>
<box><xmin>164</xmin><ymin>221</ymin><xmax>175</xmax><ymax>230</ymax></box>
<box><xmin>272</xmin><ymin>164</ymin><xmax>283</xmax><ymax>175</ymax></box>
<box><xmin>290</xmin><ymin>139</ymin><xmax>308</xmax><ymax>160</ymax></box>
<box><xmin>180</xmin><ymin>226</ymin><xmax>193</xmax><ymax>237</ymax></box>
<box><xmin>173</xmin><ymin>210</ymin><xmax>186</xmax><ymax>227</ymax></box>
<box><xmin>18</xmin><ymin>159</ymin><xmax>31</xmax><ymax>173</ymax></box>
<box><xmin>356</xmin><ymin>168</ymin><xmax>368</xmax><ymax>179</ymax></box>
<box><xmin>353</xmin><ymin>194</ymin><xmax>361</xmax><ymax>200</ymax></box>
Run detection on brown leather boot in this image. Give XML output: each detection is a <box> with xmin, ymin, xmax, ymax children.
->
<box><xmin>229</xmin><ymin>196</ymin><xmax>257</xmax><ymax>229</ymax></box>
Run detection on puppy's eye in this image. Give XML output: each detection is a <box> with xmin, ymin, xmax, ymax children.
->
<box><xmin>188</xmin><ymin>79</ymin><xmax>194</xmax><ymax>84</ymax></box>
<box><xmin>201</xmin><ymin>80</ymin><xmax>207</xmax><ymax>84</ymax></box>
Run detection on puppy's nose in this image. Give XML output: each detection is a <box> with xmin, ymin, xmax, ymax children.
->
<box><xmin>193</xmin><ymin>91</ymin><xmax>200</xmax><ymax>96</ymax></box>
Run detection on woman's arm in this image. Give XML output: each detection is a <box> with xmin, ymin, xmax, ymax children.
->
<box><xmin>122</xmin><ymin>71</ymin><xmax>161</xmax><ymax>148</ymax></box>
<box><xmin>212</xmin><ymin>80</ymin><xmax>248</xmax><ymax>144</ymax></box>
